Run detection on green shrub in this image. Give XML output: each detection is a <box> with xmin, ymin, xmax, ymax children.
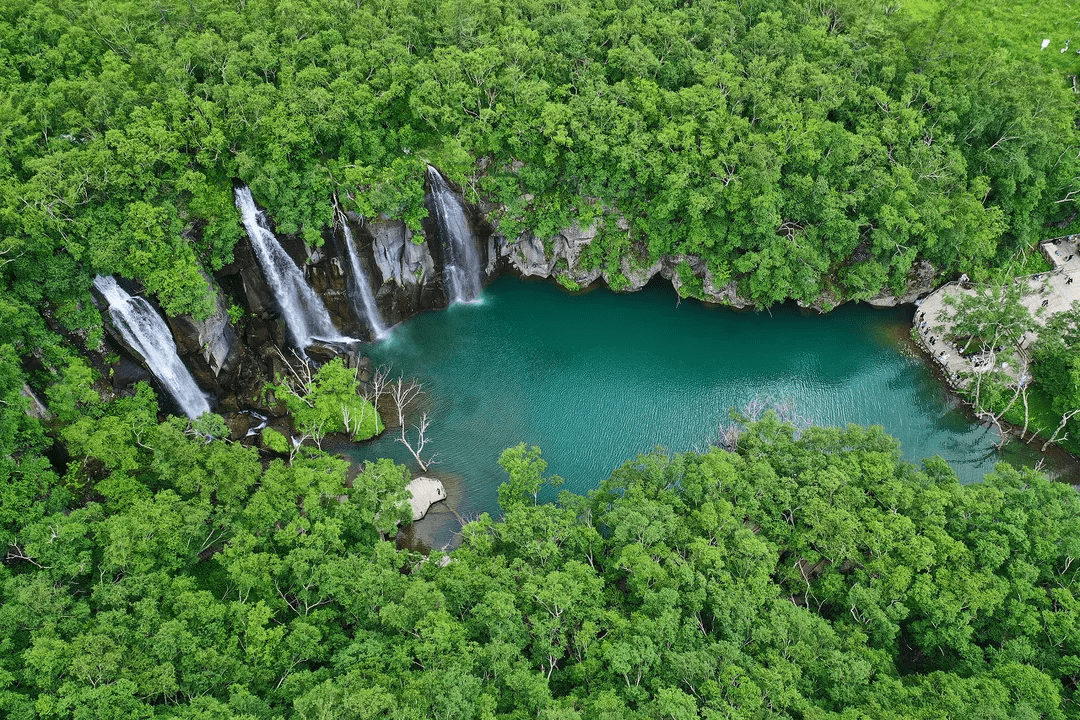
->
<box><xmin>270</xmin><ymin>358</ymin><xmax>385</xmax><ymax>444</ymax></box>
<box><xmin>261</xmin><ymin>427</ymin><xmax>291</xmax><ymax>454</ymax></box>
<box><xmin>556</xmin><ymin>274</ymin><xmax>581</xmax><ymax>292</ymax></box>
<box><xmin>675</xmin><ymin>261</ymin><xmax>705</xmax><ymax>300</ymax></box>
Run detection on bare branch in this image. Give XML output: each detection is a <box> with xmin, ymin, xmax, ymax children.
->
<box><xmin>1042</xmin><ymin>409</ymin><xmax>1080</xmax><ymax>452</ymax></box>
<box><xmin>397</xmin><ymin>412</ymin><xmax>435</xmax><ymax>471</ymax></box>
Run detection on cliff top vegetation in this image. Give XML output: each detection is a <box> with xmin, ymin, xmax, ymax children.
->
<box><xmin>2</xmin><ymin>2</ymin><xmax>1080</xmax><ymax>714</ymax></box>
<box><xmin>1</xmin><ymin>0</ymin><xmax>1077</xmax><ymax>357</ymax></box>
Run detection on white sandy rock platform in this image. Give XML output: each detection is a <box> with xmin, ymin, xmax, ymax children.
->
<box><xmin>406</xmin><ymin>477</ymin><xmax>446</xmax><ymax>521</ymax></box>
<box><xmin>914</xmin><ymin>235</ymin><xmax>1080</xmax><ymax>387</ymax></box>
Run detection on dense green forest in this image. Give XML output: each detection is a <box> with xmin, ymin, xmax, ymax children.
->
<box><xmin>3</xmin><ymin>0</ymin><xmax>1080</xmax><ymax>716</ymax></box>
<box><xmin>5</xmin><ymin>410</ymin><xmax>1080</xmax><ymax>719</ymax></box>
<box><xmin>1</xmin><ymin>0</ymin><xmax>1078</xmax><ymax>428</ymax></box>
<box><xmin>1</xmin><ymin>0</ymin><xmax>1078</xmax><ymax>341</ymax></box>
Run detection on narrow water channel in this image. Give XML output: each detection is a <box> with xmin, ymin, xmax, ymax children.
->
<box><xmin>349</xmin><ymin>276</ymin><xmax>1075</xmax><ymax>549</ymax></box>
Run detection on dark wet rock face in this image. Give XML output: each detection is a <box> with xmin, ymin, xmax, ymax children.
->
<box><xmin>224</xmin><ymin>412</ymin><xmax>251</xmax><ymax>441</ymax></box>
<box><xmin>368</xmin><ymin>218</ymin><xmax>444</xmax><ymax>325</ymax></box>
<box><xmin>110</xmin><ymin>356</ymin><xmax>151</xmax><ymax>392</ymax></box>
<box><xmin>167</xmin><ymin>271</ymin><xmax>243</xmax><ymax>392</ymax></box>
<box><xmin>232</xmin><ymin>240</ymin><xmax>276</xmax><ymax>319</ymax></box>
<box><xmin>304</xmin><ymin>228</ymin><xmax>369</xmax><ymax>340</ymax></box>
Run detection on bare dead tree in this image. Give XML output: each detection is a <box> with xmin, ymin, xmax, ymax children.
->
<box><xmin>388</xmin><ymin>373</ymin><xmax>435</xmax><ymax>471</ymax></box>
<box><xmin>1042</xmin><ymin>409</ymin><xmax>1080</xmax><ymax>452</ymax></box>
<box><xmin>970</xmin><ymin>342</ymin><xmax>1000</xmax><ymax>411</ymax></box>
<box><xmin>718</xmin><ymin>396</ymin><xmax>813</xmax><ymax>450</ymax></box>
<box><xmin>717</xmin><ymin>422</ymin><xmax>742</xmax><ymax>451</ymax></box>
<box><xmin>341</xmin><ymin>403</ymin><xmax>361</xmax><ymax>437</ymax></box>
<box><xmin>1020</xmin><ymin>383</ymin><xmax>1031</xmax><ymax>441</ymax></box>
<box><xmin>271</xmin><ymin>346</ymin><xmax>316</xmax><ymax>406</ymax></box>
<box><xmin>361</xmin><ymin>364</ymin><xmax>391</xmax><ymax>419</ymax></box>
<box><xmin>343</xmin><ymin>387</ymin><xmax>377</xmax><ymax>436</ymax></box>
<box><xmin>399</xmin><ymin>412</ymin><xmax>434</xmax><ymax>471</ymax></box>
<box><xmin>291</xmin><ymin>418</ymin><xmax>326</xmax><ymax>460</ymax></box>
<box><xmin>6</xmin><ymin>543</ymin><xmax>48</xmax><ymax>568</ymax></box>
<box><xmin>981</xmin><ymin>373</ymin><xmax>1027</xmax><ymax>449</ymax></box>
<box><xmin>389</xmin><ymin>375</ymin><xmax>423</xmax><ymax>429</ymax></box>
<box><xmin>977</xmin><ymin>408</ymin><xmax>1010</xmax><ymax>449</ymax></box>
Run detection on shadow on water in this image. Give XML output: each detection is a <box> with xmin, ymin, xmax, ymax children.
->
<box><xmin>398</xmin><ymin>469</ymin><xmax>470</xmax><ymax>553</ymax></box>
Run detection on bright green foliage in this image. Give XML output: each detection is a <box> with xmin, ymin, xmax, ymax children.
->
<box><xmin>59</xmin><ymin>383</ymin><xmax>160</xmax><ymax>506</ymax></box>
<box><xmin>0</xmin><ymin>0</ymin><xmax>1075</xmax><ymax>361</ymax></box>
<box><xmin>0</xmin><ymin>2</ymin><xmax>1078</xmax><ymax>712</ymax></box>
<box><xmin>555</xmin><ymin>274</ymin><xmax>580</xmax><ymax>292</ymax></box>
<box><xmin>496</xmin><ymin>443</ymin><xmax>563</xmax><ymax>509</ymax></box>
<box><xmin>271</xmin><ymin>358</ymin><xmax>384</xmax><ymax>444</ymax></box>
<box><xmin>4</xmin><ymin>405</ymin><xmax>1080</xmax><ymax>718</ymax></box>
<box><xmin>673</xmin><ymin>260</ymin><xmax>704</xmax><ymax>300</ymax></box>
<box><xmin>940</xmin><ymin>282</ymin><xmax>1040</xmax><ymax>352</ymax></box>
<box><xmin>1031</xmin><ymin>302</ymin><xmax>1080</xmax><ymax>446</ymax></box>
<box><xmin>939</xmin><ymin>288</ymin><xmax>1080</xmax><ymax>450</ymax></box>
<box><xmin>354</xmin><ymin>458</ymin><xmax>414</xmax><ymax>538</ymax></box>
<box><xmin>0</xmin><ymin>349</ymin><xmax>61</xmax><ymax>548</ymax></box>
<box><xmin>43</xmin><ymin>357</ymin><xmax>101</xmax><ymax>422</ymax></box>
<box><xmin>1034</xmin><ymin>303</ymin><xmax>1080</xmax><ymax>416</ymax></box>
<box><xmin>260</xmin><ymin>426</ymin><xmax>291</xmax><ymax>455</ymax></box>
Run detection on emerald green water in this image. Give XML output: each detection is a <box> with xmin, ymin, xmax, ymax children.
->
<box><xmin>353</xmin><ymin>276</ymin><xmax>1068</xmax><ymax>548</ymax></box>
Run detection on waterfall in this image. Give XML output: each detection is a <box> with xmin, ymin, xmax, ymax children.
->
<box><xmin>234</xmin><ymin>186</ymin><xmax>347</xmax><ymax>349</ymax></box>
<box><xmin>427</xmin><ymin>166</ymin><xmax>482</xmax><ymax>303</ymax></box>
<box><xmin>93</xmin><ymin>275</ymin><xmax>211</xmax><ymax>419</ymax></box>
<box><xmin>342</xmin><ymin>221</ymin><xmax>389</xmax><ymax>339</ymax></box>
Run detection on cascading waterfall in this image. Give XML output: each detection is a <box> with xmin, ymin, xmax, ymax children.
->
<box><xmin>342</xmin><ymin>221</ymin><xmax>389</xmax><ymax>339</ymax></box>
<box><xmin>234</xmin><ymin>186</ymin><xmax>347</xmax><ymax>349</ymax></box>
<box><xmin>427</xmin><ymin>166</ymin><xmax>482</xmax><ymax>303</ymax></box>
<box><xmin>93</xmin><ymin>275</ymin><xmax>211</xmax><ymax>419</ymax></box>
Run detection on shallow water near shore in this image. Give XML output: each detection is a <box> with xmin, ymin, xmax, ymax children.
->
<box><xmin>349</xmin><ymin>276</ymin><xmax>1078</xmax><ymax>549</ymax></box>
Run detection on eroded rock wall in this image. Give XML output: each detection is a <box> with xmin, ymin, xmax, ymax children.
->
<box><xmin>181</xmin><ymin>166</ymin><xmax>932</xmax><ymax>425</ymax></box>
<box><xmin>368</xmin><ymin>217</ymin><xmax>444</xmax><ymax>326</ymax></box>
<box><xmin>166</xmin><ymin>270</ymin><xmax>243</xmax><ymax>391</ymax></box>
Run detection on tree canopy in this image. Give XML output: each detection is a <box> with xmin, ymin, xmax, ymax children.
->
<box><xmin>2</xmin><ymin>3</ymin><xmax>1080</xmax><ymax>714</ymax></box>
<box><xmin>5</xmin><ymin>407</ymin><xmax>1080</xmax><ymax>718</ymax></box>
<box><xmin>1</xmin><ymin>0</ymin><xmax>1077</xmax><ymax>366</ymax></box>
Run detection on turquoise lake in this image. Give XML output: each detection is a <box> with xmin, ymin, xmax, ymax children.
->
<box><xmin>351</xmin><ymin>276</ymin><xmax>1069</xmax><ymax>549</ymax></box>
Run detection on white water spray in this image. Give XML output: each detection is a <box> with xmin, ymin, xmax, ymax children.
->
<box><xmin>234</xmin><ymin>186</ymin><xmax>347</xmax><ymax>349</ymax></box>
<box><xmin>427</xmin><ymin>167</ymin><xmax>482</xmax><ymax>303</ymax></box>
<box><xmin>342</xmin><ymin>221</ymin><xmax>389</xmax><ymax>339</ymax></box>
<box><xmin>93</xmin><ymin>275</ymin><xmax>210</xmax><ymax>419</ymax></box>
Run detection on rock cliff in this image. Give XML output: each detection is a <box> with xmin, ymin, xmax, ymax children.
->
<box><xmin>114</xmin><ymin>165</ymin><xmax>932</xmax><ymax>425</ymax></box>
<box><xmin>166</xmin><ymin>270</ymin><xmax>243</xmax><ymax>391</ymax></box>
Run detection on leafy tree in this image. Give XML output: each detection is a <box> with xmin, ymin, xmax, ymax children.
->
<box><xmin>271</xmin><ymin>358</ymin><xmax>384</xmax><ymax>445</ymax></box>
<box><xmin>1033</xmin><ymin>303</ymin><xmax>1080</xmax><ymax>416</ymax></box>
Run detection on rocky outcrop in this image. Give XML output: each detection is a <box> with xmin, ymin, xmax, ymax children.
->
<box><xmin>264</xmin><ymin>229</ymin><xmax>362</xmax><ymax>340</ymax></box>
<box><xmin>497</xmin><ymin>224</ymin><xmax>753</xmax><ymax>306</ymax></box>
<box><xmin>406</xmin><ymin>476</ymin><xmax>447</xmax><ymax>521</ymax></box>
<box><xmin>368</xmin><ymin>218</ymin><xmax>444</xmax><ymax>326</ymax></box>
<box><xmin>234</xmin><ymin>241</ymin><xmax>275</xmax><ymax>319</ymax></box>
<box><xmin>21</xmin><ymin>384</ymin><xmax>50</xmax><ymax>420</ymax></box>
<box><xmin>167</xmin><ymin>270</ymin><xmax>243</xmax><ymax>391</ymax></box>
<box><xmin>866</xmin><ymin>260</ymin><xmax>939</xmax><ymax>307</ymax></box>
<box><xmin>514</xmin><ymin>235</ymin><xmax>554</xmax><ymax>277</ymax></box>
<box><xmin>494</xmin><ymin>221</ymin><xmax>606</xmax><ymax>288</ymax></box>
<box><xmin>110</xmin><ymin>356</ymin><xmax>152</xmax><ymax>393</ymax></box>
<box><xmin>371</xmin><ymin>219</ymin><xmax>435</xmax><ymax>288</ymax></box>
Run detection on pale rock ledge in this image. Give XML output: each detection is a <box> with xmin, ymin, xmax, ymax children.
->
<box><xmin>406</xmin><ymin>477</ymin><xmax>446</xmax><ymax>521</ymax></box>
